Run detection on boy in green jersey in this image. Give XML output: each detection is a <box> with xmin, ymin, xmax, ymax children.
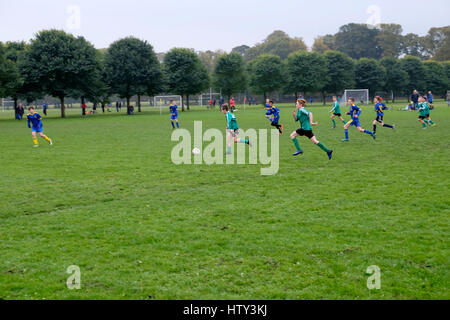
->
<box><xmin>290</xmin><ymin>99</ymin><xmax>333</xmax><ymax>160</ymax></box>
<box><xmin>329</xmin><ymin>96</ymin><xmax>346</xmax><ymax>128</ymax></box>
<box><xmin>417</xmin><ymin>96</ymin><xmax>436</xmax><ymax>129</ymax></box>
<box><xmin>221</xmin><ymin>104</ymin><xmax>251</xmax><ymax>155</ymax></box>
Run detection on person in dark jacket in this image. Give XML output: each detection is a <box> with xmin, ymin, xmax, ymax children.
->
<box><xmin>411</xmin><ymin>90</ymin><xmax>419</xmax><ymax>110</ymax></box>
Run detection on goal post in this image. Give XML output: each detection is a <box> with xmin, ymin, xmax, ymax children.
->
<box><xmin>341</xmin><ymin>89</ymin><xmax>369</xmax><ymax>106</ymax></box>
<box><xmin>153</xmin><ymin>95</ymin><xmax>182</xmax><ymax>115</ymax></box>
<box><xmin>446</xmin><ymin>90</ymin><xmax>450</xmax><ymax>106</ymax></box>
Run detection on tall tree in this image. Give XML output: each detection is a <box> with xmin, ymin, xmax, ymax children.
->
<box><xmin>20</xmin><ymin>30</ymin><xmax>99</xmax><ymax>118</ymax></box>
<box><xmin>323</xmin><ymin>51</ymin><xmax>355</xmax><ymax>95</ymax></box>
<box><xmin>354</xmin><ymin>58</ymin><xmax>386</xmax><ymax>97</ymax></box>
<box><xmin>105</xmin><ymin>37</ymin><xmax>164</xmax><ymax>113</ymax></box>
<box><xmin>334</xmin><ymin>23</ymin><xmax>382</xmax><ymax>59</ymax></box>
<box><xmin>1</xmin><ymin>42</ymin><xmax>25</xmax><ymax>114</ymax></box>
<box><xmin>401</xmin><ymin>33</ymin><xmax>428</xmax><ymax>60</ymax></box>
<box><xmin>380</xmin><ymin>57</ymin><xmax>409</xmax><ymax>102</ymax></box>
<box><xmin>423</xmin><ymin>61</ymin><xmax>448</xmax><ymax>95</ymax></box>
<box><xmin>423</xmin><ymin>26</ymin><xmax>450</xmax><ymax>61</ymax></box>
<box><xmin>247</xmin><ymin>54</ymin><xmax>285</xmax><ymax>101</ymax></box>
<box><xmin>376</xmin><ymin>24</ymin><xmax>403</xmax><ymax>58</ymax></box>
<box><xmin>213</xmin><ymin>52</ymin><xmax>247</xmax><ymax>101</ymax></box>
<box><xmin>401</xmin><ymin>55</ymin><xmax>426</xmax><ymax>94</ymax></box>
<box><xmin>285</xmin><ymin>51</ymin><xmax>328</xmax><ymax>98</ymax></box>
<box><xmin>244</xmin><ymin>30</ymin><xmax>307</xmax><ymax>61</ymax></box>
<box><xmin>164</xmin><ymin>48</ymin><xmax>209</xmax><ymax>111</ymax></box>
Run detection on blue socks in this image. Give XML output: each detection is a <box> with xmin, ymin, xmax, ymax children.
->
<box><xmin>364</xmin><ymin>130</ymin><xmax>373</xmax><ymax>135</ymax></box>
<box><xmin>171</xmin><ymin>122</ymin><xmax>175</xmax><ymax>129</ymax></box>
<box><xmin>177</xmin><ymin>122</ymin><xmax>180</xmax><ymax>128</ymax></box>
<box><xmin>345</xmin><ymin>129</ymin><xmax>349</xmax><ymax>140</ymax></box>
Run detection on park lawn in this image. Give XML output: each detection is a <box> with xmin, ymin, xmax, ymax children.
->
<box><xmin>0</xmin><ymin>101</ymin><xmax>449</xmax><ymax>300</ymax></box>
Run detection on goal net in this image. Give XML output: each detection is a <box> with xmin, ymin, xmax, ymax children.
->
<box><xmin>341</xmin><ymin>89</ymin><xmax>369</xmax><ymax>106</ymax></box>
<box><xmin>153</xmin><ymin>95</ymin><xmax>182</xmax><ymax>114</ymax></box>
<box><xmin>1</xmin><ymin>99</ymin><xmax>15</xmax><ymax>111</ymax></box>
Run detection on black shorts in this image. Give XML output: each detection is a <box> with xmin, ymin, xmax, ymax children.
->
<box><xmin>419</xmin><ymin>116</ymin><xmax>427</xmax><ymax>120</ymax></box>
<box><xmin>296</xmin><ymin>129</ymin><xmax>314</xmax><ymax>139</ymax></box>
<box><xmin>376</xmin><ymin>116</ymin><xmax>384</xmax><ymax>123</ymax></box>
<box><xmin>333</xmin><ymin>113</ymin><xmax>342</xmax><ymax>117</ymax></box>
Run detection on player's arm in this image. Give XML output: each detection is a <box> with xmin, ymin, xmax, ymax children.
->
<box><xmin>310</xmin><ymin>112</ymin><xmax>318</xmax><ymax>126</ymax></box>
<box><xmin>27</xmin><ymin>117</ymin><xmax>31</xmax><ymax>128</ymax></box>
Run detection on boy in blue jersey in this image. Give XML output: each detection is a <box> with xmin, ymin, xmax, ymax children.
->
<box><xmin>372</xmin><ymin>96</ymin><xmax>395</xmax><ymax>135</ymax></box>
<box><xmin>265</xmin><ymin>101</ymin><xmax>284</xmax><ymax>135</ymax></box>
<box><xmin>290</xmin><ymin>99</ymin><xmax>333</xmax><ymax>160</ymax></box>
<box><xmin>342</xmin><ymin>98</ymin><xmax>376</xmax><ymax>142</ymax></box>
<box><xmin>27</xmin><ymin>106</ymin><xmax>52</xmax><ymax>147</ymax></box>
<box><xmin>221</xmin><ymin>104</ymin><xmax>251</xmax><ymax>155</ymax></box>
<box><xmin>169</xmin><ymin>100</ymin><xmax>180</xmax><ymax>129</ymax></box>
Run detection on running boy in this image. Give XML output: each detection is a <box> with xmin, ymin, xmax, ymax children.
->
<box><xmin>27</xmin><ymin>106</ymin><xmax>52</xmax><ymax>147</ymax></box>
<box><xmin>329</xmin><ymin>96</ymin><xmax>346</xmax><ymax>128</ymax></box>
<box><xmin>221</xmin><ymin>104</ymin><xmax>251</xmax><ymax>155</ymax></box>
<box><xmin>265</xmin><ymin>101</ymin><xmax>284</xmax><ymax>135</ymax></box>
<box><xmin>290</xmin><ymin>99</ymin><xmax>333</xmax><ymax>160</ymax></box>
<box><xmin>372</xmin><ymin>96</ymin><xmax>395</xmax><ymax>135</ymax></box>
<box><xmin>342</xmin><ymin>98</ymin><xmax>376</xmax><ymax>142</ymax></box>
<box><xmin>417</xmin><ymin>96</ymin><xmax>436</xmax><ymax>129</ymax></box>
<box><xmin>170</xmin><ymin>100</ymin><xmax>180</xmax><ymax>129</ymax></box>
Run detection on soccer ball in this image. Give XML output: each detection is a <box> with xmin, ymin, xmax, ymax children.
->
<box><xmin>192</xmin><ymin>148</ymin><xmax>201</xmax><ymax>156</ymax></box>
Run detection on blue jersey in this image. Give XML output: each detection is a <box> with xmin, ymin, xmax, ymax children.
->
<box><xmin>375</xmin><ymin>103</ymin><xmax>384</xmax><ymax>117</ymax></box>
<box><xmin>266</xmin><ymin>107</ymin><xmax>280</xmax><ymax>123</ymax></box>
<box><xmin>348</xmin><ymin>105</ymin><xmax>362</xmax><ymax>120</ymax></box>
<box><xmin>170</xmin><ymin>105</ymin><xmax>178</xmax><ymax>118</ymax></box>
<box><xmin>27</xmin><ymin>113</ymin><xmax>43</xmax><ymax>131</ymax></box>
<box><xmin>428</xmin><ymin>94</ymin><xmax>433</xmax><ymax>103</ymax></box>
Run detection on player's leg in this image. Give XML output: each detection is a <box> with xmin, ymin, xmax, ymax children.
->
<box><xmin>339</xmin><ymin>116</ymin><xmax>346</xmax><ymax>124</ymax></box>
<box><xmin>331</xmin><ymin>115</ymin><xmax>336</xmax><ymax>128</ymax></box>
<box><xmin>342</xmin><ymin>122</ymin><xmax>351</xmax><ymax>142</ymax></box>
<box><xmin>310</xmin><ymin>136</ymin><xmax>333</xmax><ymax>160</ymax></box>
<box><xmin>271</xmin><ymin>122</ymin><xmax>282</xmax><ymax>134</ymax></box>
<box><xmin>234</xmin><ymin>131</ymin><xmax>250</xmax><ymax>146</ymax></box>
<box><xmin>175</xmin><ymin>119</ymin><xmax>180</xmax><ymax>128</ymax></box>
<box><xmin>373</xmin><ymin>119</ymin><xmax>378</xmax><ymax>134</ymax></box>
<box><xmin>357</xmin><ymin>126</ymin><xmax>376</xmax><ymax>139</ymax></box>
<box><xmin>171</xmin><ymin>119</ymin><xmax>175</xmax><ymax>129</ymax></box>
<box><xmin>31</xmin><ymin>131</ymin><xmax>39</xmax><ymax>147</ymax></box>
<box><xmin>427</xmin><ymin>115</ymin><xmax>435</xmax><ymax>126</ymax></box>
<box><xmin>290</xmin><ymin>131</ymin><xmax>303</xmax><ymax>156</ymax></box>
<box><xmin>39</xmin><ymin>132</ymin><xmax>52</xmax><ymax>145</ymax></box>
<box><xmin>418</xmin><ymin>117</ymin><xmax>427</xmax><ymax>129</ymax></box>
<box><xmin>226</xmin><ymin>131</ymin><xmax>233</xmax><ymax>154</ymax></box>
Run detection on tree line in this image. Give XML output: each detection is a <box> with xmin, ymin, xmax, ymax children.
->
<box><xmin>0</xmin><ymin>27</ymin><xmax>449</xmax><ymax>118</ymax></box>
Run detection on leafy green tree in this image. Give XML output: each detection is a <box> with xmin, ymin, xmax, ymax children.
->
<box><xmin>247</xmin><ymin>54</ymin><xmax>285</xmax><ymax>101</ymax></box>
<box><xmin>335</xmin><ymin>24</ymin><xmax>382</xmax><ymax>59</ymax></box>
<box><xmin>380</xmin><ymin>57</ymin><xmax>409</xmax><ymax>102</ymax></box>
<box><xmin>231</xmin><ymin>45</ymin><xmax>250</xmax><ymax>56</ymax></box>
<box><xmin>423</xmin><ymin>26</ymin><xmax>450</xmax><ymax>61</ymax></box>
<box><xmin>244</xmin><ymin>30</ymin><xmax>307</xmax><ymax>61</ymax></box>
<box><xmin>0</xmin><ymin>42</ymin><xmax>24</xmax><ymax>114</ymax></box>
<box><xmin>213</xmin><ymin>52</ymin><xmax>247</xmax><ymax>101</ymax></box>
<box><xmin>285</xmin><ymin>51</ymin><xmax>328</xmax><ymax>98</ymax></box>
<box><xmin>354</xmin><ymin>58</ymin><xmax>386</xmax><ymax>97</ymax></box>
<box><xmin>164</xmin><ymin>48</ymin><xmax>209</xmax><ymax>111</ymax></box>
<box><xmin>20</xmin><ymin>30</ymin><xmax>99</xmax><ymax>118</ymax></box>
<box><xmin>105</xmin><ymin>37</ymin><xmax>163</xmax><ymax>113</ymax></box>
<box><xmin>323</xmin><ymin>51</ymin><xmax>355</xmax><ymax>95</ymax></box>
<box><xmin>401</xmin><ymin>33</ymin><xmax>428</xmax><ymax>60</ymax></box>
<box><xmin>423</xmin><ymin>61</ymin><xmax>448</xmax><ymax>95</ymax></box>
<box><xmin>311</xmin><ymin>37</ymin><xmax>329</xmax><ymax>54</ymax></box>
<box><xmin>376</xmin><ymin>24</ymin><xmax>403</xmax><ymax>58</ymax></box>
<box><xmin>401</xmin><ymin>55</ymin><xmax>426</xmax><ymax>94</ymax></box>
<box><xmin>443</xmin><ymin>62</ymin><xmax>450</xmax><ymax>89</ymax></box>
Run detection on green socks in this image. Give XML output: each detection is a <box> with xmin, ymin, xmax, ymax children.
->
<box><xmin>332</xmin><ymin>119</ymin><xmax>336</xmax><ymax>127</ymax></box>
<box><xmin>239</xmin><ymin>139</ymin><xmax>249</xmax><ymax>144</ymax></box>
<box><xmin>429</xmin><ymin>119</ymin><xmax>435</xmax><ymax>125</ymax></box>
<box><xmin>292</xmin><ymin>138</ymin><xmax>302</xmax><ymax>151</ymax></box>
<box><xmin>342</xmin><ymin>120</ymin><xmax>347</xmax><ymax>124</ymax></box>
<box><xmin>317</xmin><ymin>142</ymin><xmax>330</xmax><ymax>153</ymax></box>
<box><xmin>422</xmin><ymin>122</ymin><xmax>427</xmax><ymax>128</ymax></box>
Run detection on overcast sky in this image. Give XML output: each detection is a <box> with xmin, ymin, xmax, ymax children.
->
<box><xmin>0</xmin><ymin>0</ymin><xmax>449</xmax><ymax>52</ymax></box>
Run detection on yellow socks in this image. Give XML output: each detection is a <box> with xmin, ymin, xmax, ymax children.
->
<box><xmin>42</xmin><ymin>135</ymin><xmax>51</xmax><ymax>143</ymax></box>
<box><xmin>33</xmin><ymin>138</ymin><xmax>39</xmax><ymax>145</ymax></box>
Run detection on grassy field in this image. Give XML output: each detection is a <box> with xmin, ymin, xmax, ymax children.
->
<box><xmin>0</xmin><ymin>101</ymin><xmax>449</xmax><ymax>300</ymax></box>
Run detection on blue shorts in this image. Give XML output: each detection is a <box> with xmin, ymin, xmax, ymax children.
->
<box><xmin>32</xmin><ymin>127</ymin><xmax>43</xmax><ymax>133</ymax></box>
<box><xmin>171</xmin><ymin>115</ymin><xmax>178</xmax><ymax>120</ymax></box>
<box><xmin>349</xmin><ymin>119</ymin><xmax>361</xmax><ymax>127</ymax></box>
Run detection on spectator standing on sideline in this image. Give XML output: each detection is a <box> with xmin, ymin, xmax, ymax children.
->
<box><xmin>92</xmin><ymin>102</ymin><xmax>97</xmax><ymax>114</ymax></box>
<box><xmin>213</xmin><ymin>99</ymin><xmax>216</xmax><ymax>108</ymax></box>
<box><xmin>81</xmin><ymin>102</ymin><xmax>87</xmax><ymax>116</ymax></box>
<box><xmin>219</xmin><ymin>97</ymin><xmax>224</xmax><ymax>107</ymax></box>
<box><xmin>411</xmin><ymin>90</ymin><xmax>419</xmax><ymax>110</ymax></box>
<box><xmin>428</xmin><ymin>91</ymin><xmax>434</xmax><ymax>109</ymax></box>
<box><xmin>18</xmin><ymin>104</ymin><xmax>24</xmax><ymax>120</ymax></box>
<box><xmin>209</xmin><ymin>99</ymin><xmax>213</xmax><ymax>109</ymax></box>
<box><xmin>101</xmin><ymin>102</ymin><xmax>105</xmax><ymax>113</ymax></box>
<box><xmin>43</xmin><ymin>102</ymin><xmax>48</xmax><ymax>116</ymax></box>
<box><xmin>116</xmin><ymin>101</ymin><xmax>120</xmax><ymax>112</ymax></box>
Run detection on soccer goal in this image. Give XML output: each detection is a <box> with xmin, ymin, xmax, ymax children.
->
<box><xmin>1</xmin><ymin>99</ymin><xmax>15</xmax><ymax>112</ymax></box>
<box><xmin>341</xmin><ymin>89</ymin><xmax>369</xmax><ymax>106</ymax></box>
<box><xmin>153</xmin><ymin>95</ymin><xmax>182</xmax><ymax>115</ymax></box>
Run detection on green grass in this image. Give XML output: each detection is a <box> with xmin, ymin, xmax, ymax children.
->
<box><xmin>0</xmin><ymin>101</ymin><xmax>449</xmax><ymax>300</ymax></box>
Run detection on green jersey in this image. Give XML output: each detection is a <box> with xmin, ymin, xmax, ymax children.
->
<box><xmin>296</xmin><ymin>108</ymin><xmax>312</xmax><ymax>131</ymax></box>
<box><xmin>331</xmin><ymin>102</ymin><xmax>341</xmax><ymax>114</ymax></box>
<box><xmin>418</xmin><ymin>102</ymin><xmax>430</xmax><ymax>117</ymax></box>
<box><xmin>226</xmin><ymin>111</ymin><xmax>239</xmax><ymax>130</ymax></box>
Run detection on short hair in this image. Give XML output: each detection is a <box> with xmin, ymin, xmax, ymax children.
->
<box><xmin>170</xmin><ymin>100</ymin><xmax>174</xmax><ymax>103</ymax></box>
<box><xmin>28</xmin><ymin>106</ymin><xmax>35</xmax><ymax>111</ymax></box>
<box><xmin>348</xmin><ymin>97</ymin><xmax>355</xmax><ymax>103</ymax></box>
<box><xmin>375</xmin><ymin>96</ymin><xmax>381</xmax><ymax>102</ymax></box>
<box><xmin>221</xmin><ymin>103</ymin><xmax>229</xmax><ymax>111</ymax></box>
<box><xmin>297</xmin><ymin>99</ymin><xmax>306</xmax><ymax>105</ymax></box>
<box><xmin>269</xmin><ymin>100</ymin><xmax>274</xmax><ymax>104</ymax></box>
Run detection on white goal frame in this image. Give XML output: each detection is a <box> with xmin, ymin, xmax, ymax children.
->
<box><xmin>341</xmin><ymin>89</ymin><xmax>369</xmax><ymax>106</ymax></box>
<box><xmin>153</xmin><ymin>95</ymin><xmax>182</xmax><ymax>115</ymax></box>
